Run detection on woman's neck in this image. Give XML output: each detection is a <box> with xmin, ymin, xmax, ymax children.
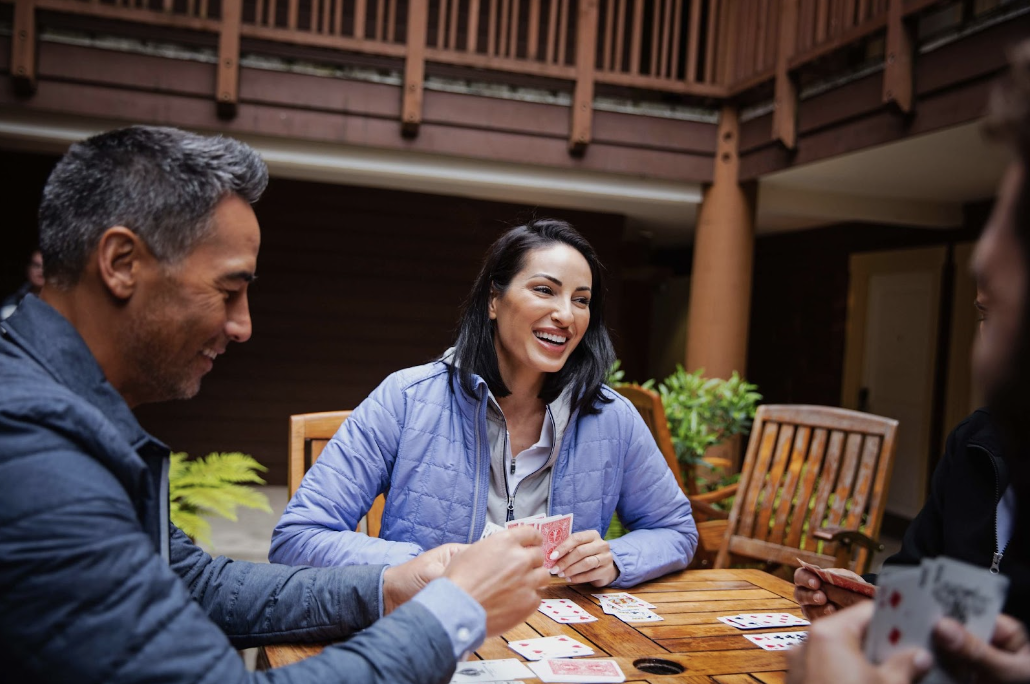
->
<box><xmin>496</xmin><ymin>359</ymin><xmax>547</xmax><ymax>417</ymax></box>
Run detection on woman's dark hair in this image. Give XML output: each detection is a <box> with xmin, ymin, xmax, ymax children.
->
<box><xmin>450</xmin><ymin>218</ymin><xmax>616</xmax><ymax>415</ymax></box>
<box><xmin>984</xmin><ymin>40</ymin><xmax>1030</xmax><ymax>536</ymax></box>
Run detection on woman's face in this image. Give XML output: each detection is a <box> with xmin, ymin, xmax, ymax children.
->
<box><xmin>489</xmin><ymin>243</ymin><xmax>593</xmax><ymax>384</ymax></box>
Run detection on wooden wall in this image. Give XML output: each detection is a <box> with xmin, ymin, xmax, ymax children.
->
<box><xmin>0</xmin><ymin>149</ymin><xmax>628</xmax><ymax>484</ymax></box>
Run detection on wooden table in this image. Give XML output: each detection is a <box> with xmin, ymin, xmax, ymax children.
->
<box><xmin>261</xmin><ymin>568</ymin><xmax>803</xmax><ymax>683</ymax></box>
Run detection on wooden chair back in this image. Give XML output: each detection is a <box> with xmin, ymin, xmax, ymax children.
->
<box><xmin>288</xmin><ymin>410</ymin><xmax>386</xmax><ymax>538</ymax></box>
<box><xmin>615</xmin><ymin>384</ymin><xmax>687</xmax><ymax>494</ymax></box>
<box><xmin>715</xmin><ymin>404</ymin><xmax>899</xmax><ymax>574</ymax></box>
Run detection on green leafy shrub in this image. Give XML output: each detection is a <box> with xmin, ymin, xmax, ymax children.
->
<box><xmin>169</xmin><ymin>451</ymin><xmax>272</xmax><ymax>546</ymax></box>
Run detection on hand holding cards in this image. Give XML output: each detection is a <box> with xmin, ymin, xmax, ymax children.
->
<box><xmin>507</xmin><ymin>513</ymin><xmax>573</xmax><ymax>569</ymax></box>
<box><xmin>863</xmin><ymin>556</ymin><xmax>1009</xmax><ymax>683</ymax></box>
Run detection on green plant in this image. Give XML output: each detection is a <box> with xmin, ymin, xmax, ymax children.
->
<box><xmin>657</xmin><ymin>365</ymin><xmax>761</xmax><ymax>471</ymax></box>
<box><xmin>605</xmin><ymin>360</ymin><xmax>654</xmax><ymax>390</ymax></box>
<box><xmin>169</xmin><ymin>451</ymin><xmax>272</xmax><ymax>546</ymax></box>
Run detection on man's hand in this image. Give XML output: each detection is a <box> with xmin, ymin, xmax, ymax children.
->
<box><xmin>788</xmin><ymin>601</ymin><xmax>932</xmax><ymax>684</ymax></box>
<box><xmin>444</xmin><ymin>526</ymin><xmax>551</xmax><ymax>637</ymax></box>
<box><xmin>933</xmin><ymin>614</ymin><xmax>1030</xmax><ymax>683</ymax></box>
<box><xmin>793</xmin><ymin>566</ymin><xmax>872</xmax><ymax>620</ymax></box>
<box><xmin>548</xmin><ymin>530</ymin><xmax>619</xmax><ymax>587</ymax></box>
<box><xmin>382</xmin><ymin>543</ymin><xmax>467</xmax><ymax>614</ymax></box>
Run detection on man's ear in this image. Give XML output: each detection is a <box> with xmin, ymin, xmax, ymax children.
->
<box><xmin>96</xmin><ymin>227</ymin><xmax>146</xmax><ymax>301</ymax></box>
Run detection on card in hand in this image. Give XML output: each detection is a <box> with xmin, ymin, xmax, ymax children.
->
<box><xmin>479</xmin><ymin>522</ymin><xmax>504</xmax><ymax>540</ymax></box>
<box><xmin>449</xmin><ymin>658</ymin><xmax>535</xmax><ymax>683</ymax></box>
<box><xmin>507</xmin><ymin>635</ymin><xmax>594</xmax><ymax>660</ymax></box>
<box><xmin>527</xmin><ymin>659</ymin><xmax>627</xmax><ymax>683</ymax></box>
<box><xmin>744</xmin><ymin>631</ymin><xmax>808</xmax><ymax>651</ymax></box>
<box><xmin>537</xmin><ymin>514</ymin><xmax>574</xmax><ymax>569</ymax></box>
<box><xmin>717</xmin><ymin>613</ymin><xmax>810</xmax><ymax>630</ymax></box>
<box><xmin>863</xmin><ymin>566</ymin><xmax>938</xmax><ymax>664</ymax></box>
<box><xmin>798</xmin><ymin>559</ymin><xmax>877</xmax><ymax>598</ymax></box>
<box><xmin>539</xmin><ymin>598</ymin><xmax>598</xmax><ymax>624</ymax></box>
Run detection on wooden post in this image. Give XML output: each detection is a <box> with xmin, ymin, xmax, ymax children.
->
<box><xmin>685</xmin><ymin>105</ymin><xmax>757</xmax><ymax>433</ymax></box>
<box><xmin>402</xmin><ymin>0</ymin><xmax>428</xmax><ymax>137</ymax></box>
<box><xmin>216</xmin><ymin>0</ymin><xmax>242</xmax><ymax>118</ymax></box>
<box><xmin>883</xmin><ymin>0</ymin><xmax>913</xmax><ymax>113</ymax></box>
<box><xmin>12</xmin><ymin>0</ymin><xmax>36</xmax><ymax>95</ymax></box>
<box><xmin>772</xmin><ymin>0</ymin><xmax>799</xmax><ymax>148</ymax></box>
<box><xmin>569</xmin><ymin>0</ymin><xmax>599</xmax><ymax>155</ymax></box>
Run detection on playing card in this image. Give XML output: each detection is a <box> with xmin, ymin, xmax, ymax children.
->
<box><xmin>609</xmin><ymin>608</ymin><xmax>663</xmax><ymax>623</ymax></box>
<box><xmin>480</xmin><ymin>522</ymin><xmax>505</xmax><ymax>540</ymax></box>
<box><xmin>716</xmin><ymin>613</ymin><xmax>810</xmax><ymax>630</ymax></box>
<box><xmin>536</xmin><ymin>513</ymin><xmax>574</xmax><ymax>569</ymax></box>
<box><xmin>592</xmin><ymin>592</ymin><xmax>655</xmax><ymax>610</ymax></box>
<box><xmin>798</xmin><ymin>559</ymin><xmax>877</xmax><ymax>598</ymax></box>
<box><xmin>449</xmin><ymin>658</ymin><xmax>535</xmax><ymax>683</ymax></box>
<box><xmin>527</xmin><ymin>659</ymin><xmax>626</xmax><ymax>683</ymax></box>
<box><xmin>863</xmin><ymin>566</ymin><xmax>937</xmax><ymax>664</ymax></box>
<box><xmin>507</xmin><ymin>635</ymin><xmax>595</xmax><ymax>660</ymax></box>
<box><xmin>744</xmin><ymin>631</ymin><xmax>808</xmax><ymax>651</ymax></box>
<box><xmin>539</xmin><ymin>598</ymin><xmax>598</xmax><ymax>624</ymax></box>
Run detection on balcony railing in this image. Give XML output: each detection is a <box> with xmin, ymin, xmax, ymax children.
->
<box><xmin>5</xmin><ymin>0</ymin><xmax>1015</xmax><ymax>151</ymax></box>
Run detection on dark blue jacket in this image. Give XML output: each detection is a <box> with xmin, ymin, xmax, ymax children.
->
<box><xmin>0</xmin><ymin>296</ymin><xmax>456</xmax><ymax>683</ymax></box>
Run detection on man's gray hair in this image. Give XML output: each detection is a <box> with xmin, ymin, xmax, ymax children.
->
<box><xmin>39</xmin><ymin>125</ymin><xmax>268</xmax><ymax>287</ymax></box>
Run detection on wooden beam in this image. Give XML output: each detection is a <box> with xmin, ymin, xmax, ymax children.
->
<box><xmin>883</xmin><ymin>0</ymin><xmax>913</xmax><ymax>113</ymax></box>
<box><xmin>216</xmin><ymin>0</ymin><xmax>242</xmax><ymax>117</ymax></box>
<box><xmin>12</xmin><ymin>0</ymin><xmax>37</xmax><ymax>94</ymax></box>
<box><xmin>569</xmin><ymin>0</ymin><xmax>599</xmax><ymax>154</ymax></box>
<box><xmin>772</xmin><ymin>0</ymin><xmax>799</xmax><ymax>148</ymax></box>
<box><xmin>402</xmin><ymin>0</ymin><xmax>428</xmax><ymax>137</ymax></box>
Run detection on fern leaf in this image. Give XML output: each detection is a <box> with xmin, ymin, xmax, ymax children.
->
<box><xmin>172</xmin><ymin>508</ymin><xmax>213</xmax><ymax>546</ymax></box>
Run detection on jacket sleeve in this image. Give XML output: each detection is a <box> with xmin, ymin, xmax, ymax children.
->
<box><xmin>269</xmin><ymin>372</ymin><xmax>424</xmax><ymax>568</ymax></box>
<box><xmin>0</xmin><ymin>441</ymin><xmax>458</xmax><ymax>684</ymax></box>
<box><xmin>607</xmin><ymin>401</ymin><xmax>699</xmax><ymax>587</ymax></box>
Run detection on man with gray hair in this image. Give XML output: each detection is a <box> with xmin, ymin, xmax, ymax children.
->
<box><xmin>0</xmin><ymin>126</ymin><xmax>550</xmax><ymax>683</ymax></box>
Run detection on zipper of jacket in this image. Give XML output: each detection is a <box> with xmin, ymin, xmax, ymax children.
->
<box><xmin>502</xmin><ymin>406</ymin><xmax>558</xmax><ymax>522</ymax></box>
<box><xmin>468</xmin><ymin>388</ymin><xmax>487</xmax><ymax>543</ymax></box>
<box><xmin>972</xmin><ymin>444</ymin><xmax>1008</xmax><ymax>574</ymax></box>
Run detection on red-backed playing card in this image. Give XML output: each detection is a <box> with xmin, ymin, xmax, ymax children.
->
<box><xmin>798</xmin><ymin>559</ymin><xmax>876</xmax><ymax>598</ymax></box>
<box><xmin>528</xmin><ymin>658</ymin><xmax>626</xmax><ymax>683</ymax></box>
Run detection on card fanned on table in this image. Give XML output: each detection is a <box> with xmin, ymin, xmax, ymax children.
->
<box><xmin>507</xmin><ymin>635</ymin><xmax>595</xmax><ymax>660</ymax></box>
<box><xmin>527</xmin><ymin>659</ymin><xmax>627</xmax><ymax>683</ymax></box>
<box><xmin>716</xmin><ymin>613</ymin><xmax>810</xmax><ymax>630</ymax></box>
<box><xmin>539</xmin><ymin>598</ymin><xmax>598</xmax><ymax>624</ymax></box>
<box><xmin>744</xmin><ymin>631</ymin><xmax>808</xmax><ymax>651</ymax></box>
<box><xmin>448</xmin><ymin>658</ymin><xmax>535</xmax><ymax>683</ymax></box>
<box><xmin>507</xmin><ymin>513</ymin><xmax>573</xmax><ymax>569</ymax></box>
<box><xmin>798</xmin><ymin>559</ymin><xmax>877</xmax><ymax>598</ymax></box>
<box><xmin>863</xmin><ymin>557</ymin><xmax>1009</xmax><ymax>684</ymax></box>
<box><xmin>593</xmin><ymin>592</ymin><xmax>663</xmax><ymax>623</ymax></box>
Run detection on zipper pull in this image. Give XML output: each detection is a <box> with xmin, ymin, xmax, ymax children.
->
<box><xmin>990</xmin><ymin>552</ymin><xmax>1004</xmax><ymax>574</ymax></box>
<box><xmin>510</xmin><ymin>455</ymin><xmax>516</xmax><ymax>475</ymax></box>
<box><xmin>506</xmin><ymin>496</ymin><xmax>515</xmax><ymax>522</ymax></box>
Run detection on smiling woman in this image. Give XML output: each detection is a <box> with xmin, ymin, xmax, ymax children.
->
<box><xmin>269</xmin><ymin>219</ymin><xmax>699</xmax><ymax>589</ymax></box>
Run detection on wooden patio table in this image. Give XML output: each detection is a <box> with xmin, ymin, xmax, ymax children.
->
<box><xmin>259</xmin><ymin>568</ymin><xmax>803</xmax><ymax>683</ymax></box>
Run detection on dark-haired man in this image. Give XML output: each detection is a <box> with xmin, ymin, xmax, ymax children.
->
<box><xmin>0</xmin><ymin>126</ymin><xmax>550</xmax><ymax>683</ymax></box>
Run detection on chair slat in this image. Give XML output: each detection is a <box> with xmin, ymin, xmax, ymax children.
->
<box><xmin>768</xmin><ymin>426</ymin><xmax>810</xmax><ymax>546</ymax></box>
<box><xmin>784</xmin><ymin>427</ymin><xmax>826</xmax><ymax>549</ymax></box>
<box><xmin>805</xmin><ymin>429</ymin><xmax>844</xmax><ymax>551</ymax></box>
<box><xmin>843</xmin><ymin>435</ymin><xmax>880</xmax><ymax>531</ymax></box>
<box><xmin>737</xmin><ymin>422</ymin><xmax>780</xmax><ymax>538</ymax></box>
<box><xmin>825</xmin><ymin>433</ymin><xmax>863</xmax><ymax>529</ymax></box>
<box><xmin>753</xmin><ymin>424</ymin><xmax>795</xmax><ymax>542</ymax></box>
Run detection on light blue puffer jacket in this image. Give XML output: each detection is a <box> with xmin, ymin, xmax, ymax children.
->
<box><xmin>270</xmin><ymin>361</ymin><xmax>698</xmax><ymax>588</ymax></box>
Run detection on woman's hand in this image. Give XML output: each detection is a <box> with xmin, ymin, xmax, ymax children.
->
<box><xmin>933</xmin><ymin>614</ymin><xmax>1030</xmax><ymax>683</ymax></box>
<box><xmin>548</xmin><ymin>530</ymin><xmax>619</xmax><ymax>587</ymax></box>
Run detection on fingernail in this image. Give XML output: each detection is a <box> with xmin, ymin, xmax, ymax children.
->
<box><xmin>549</xmin><ymin>566</ymin><xmax>560</xmax><ymax>575</ymax></box>
<box><xmin>914</xmin><ymin>649</ymin><xmax>933</xmax><ymax>670</ymax></box>
<box><xmin>557</xmin><ymin>571</ymin><xmax>565</xmax><ymax>578</ymax></box>
<box><xmin>809</xmin><ymin>580</ymin><xmax>818</xmax><ymax>589</ymax></box>
<box><xmin>549</xmin><ymin>551</ymin><xmax>560</xmax><ymax>560</ymax></box>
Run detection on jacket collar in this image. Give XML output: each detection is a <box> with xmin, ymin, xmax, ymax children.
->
<box><xmin>0</xmin><ymin>295</ymin><xmax>165</xmax><ymax>454</ymax></box>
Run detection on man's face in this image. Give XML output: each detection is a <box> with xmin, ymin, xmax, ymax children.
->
<box><xmin>125</xmin><ymin>194</ymin><xmax>260</xmax><ymax>404</ymax></box>
<box><xmin>972</xmin><ymin>162</ymin><xmax>1028</xmax><ymax>398</ymax></box>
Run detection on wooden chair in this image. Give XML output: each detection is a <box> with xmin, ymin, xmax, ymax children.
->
<box><xmin>615</xmin><ymin>384</ymin><xmax>736</xmax><ymax>523</ymax></box>
<box><xmin>711</xmin><ymin>404</ymin><xmax>899</xmax><ymax>575</ymax></box>
<box><xmin>288</xmin><ymin>410</ymin><xmax>386</xmax><ymax>538</ymax></box>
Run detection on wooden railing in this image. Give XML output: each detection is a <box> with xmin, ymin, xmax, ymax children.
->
<box><xmin>6</xmin><ymin>0</ymin><xmax>1016</xmax><ymax>150</ymax></box>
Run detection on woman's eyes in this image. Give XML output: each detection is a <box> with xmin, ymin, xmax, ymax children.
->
<box><xmin>533</xmin><ymin>285</ymin><xmax>554</xmax><ymax>295</ymax></box>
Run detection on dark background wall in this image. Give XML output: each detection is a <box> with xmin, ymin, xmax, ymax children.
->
<box><xmin>0</xmin><ymin>148</ymin><xmax>629</xmax><ymax>484</ymax></box>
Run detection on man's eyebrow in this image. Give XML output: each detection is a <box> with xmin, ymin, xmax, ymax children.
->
<box><xmin>222</xmin><ymin>271</ymin><xmax>257</xmax><ymax>283</ymax></box>
<box><xmin>532</xmin><ymin>273</ymin><xmax>591</xmax><ymax>292</ymax></box>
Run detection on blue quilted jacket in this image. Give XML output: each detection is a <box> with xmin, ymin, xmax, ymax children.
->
<box><xmin>270</xmin><ymin>362</ymin><xmax>698</xmax><ymax>587</ymax></box>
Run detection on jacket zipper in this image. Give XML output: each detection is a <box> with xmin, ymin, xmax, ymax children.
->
<box><xmin>973</xmin><ymin>444</ymin><xmax>1008</xmax><ymax>574</ymax></box>
<box><xmin>501</xmin><ymin>406</ymin><xmax>558</xmax><ymax>522</ymax></box>
<box><xmin>468</xmin><ymin>388</ymin><xmax>487</xmax><ymax>543</ymax></box>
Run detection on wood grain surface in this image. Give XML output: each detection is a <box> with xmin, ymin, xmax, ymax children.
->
<box><xmin>261</xmin><ymin>568</ymin><xmax>803</xmax><ymax>682</ymax></box>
